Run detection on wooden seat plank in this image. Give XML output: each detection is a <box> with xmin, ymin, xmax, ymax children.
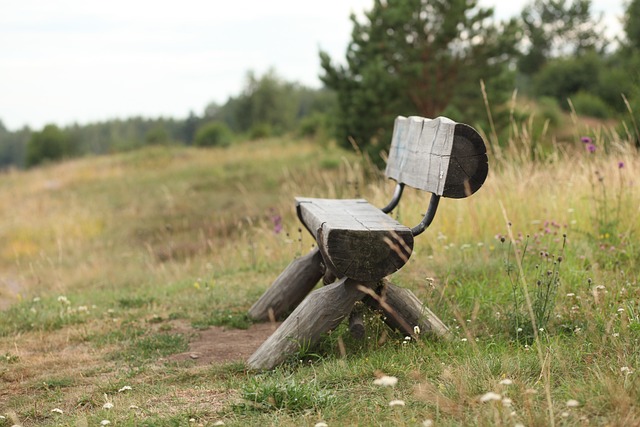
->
<box><xmin>296</xmin><ymin>198</ymin><xmax>413</xmax><ymax>282</ymax></box>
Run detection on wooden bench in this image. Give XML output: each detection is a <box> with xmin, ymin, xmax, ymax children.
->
<box><xmin>247</xmin><ymin>116</ymin><xmax>488</xmax><ymax>370</ymax></box>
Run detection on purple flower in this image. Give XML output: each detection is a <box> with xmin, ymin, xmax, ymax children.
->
<box><xmin>581</xmin><ymin>136</ymin><xmax>592</xmax><ymax>144</ymax></box>
<box><xmin>586</xmin><ymin>143</ymin><xmax>596</xmax><ymax>153</ymax></box>
<box><xmin>618</xmin><ymin>161</ymin><xmax>625</xmax><ymax>169</ymax></box>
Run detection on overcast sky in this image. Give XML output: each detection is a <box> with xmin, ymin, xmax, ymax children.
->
<box><xmin>0</xmin><ymin>0</ymin><xmax>625</xmax><ymax>131</ymax></box>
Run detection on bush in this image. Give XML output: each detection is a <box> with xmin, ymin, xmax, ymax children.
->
<box><xmin>569</xmin><ymin>91</ymin><xmax>612</xmax><ymax>119</ymax></box>
<box><xmin>248</xmin><ymin>122</ymin><xmax>272</xmax><ymax>140</ymax></box>
<box><xmin>194</xmin><ymin>122</ymin><xmax>233</xmax><ymax>147</ymax></box>
<box><xmin>25</xmin><ymin>124</ymin><xmax>72</xmax><ymax>167</ymax></box>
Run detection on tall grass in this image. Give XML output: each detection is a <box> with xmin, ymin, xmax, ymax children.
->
<box><xmin>0</xmin><ymin>119</ymin><xmax>638</xmax><ymax>426</ymax></box>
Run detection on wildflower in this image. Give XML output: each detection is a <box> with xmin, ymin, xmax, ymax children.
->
<box><xmin>586</xmin><ymin>143</ymin><xmax>596</xmax><ymax>153</ymax></box>
<box><xmin>566</xmin><ymin>293</ymin><xmax>575</xmax><ymax>297</ymax></box>
<box><xmin>314</xmin><ymin>423</ymin><xmax>329</xmax><ymax>427</ymax></box>
<box><xmin>460</xmin><ymin>338</ymin><xmax>468</xmax><ymax>342</ymax></box>
<box><xmin>118</xmin><ymin>385</ymin><xmax>132</xmax><ymax>392</ymax></box>
<box><xmin>413</xmin><ymin>325</ymin><xmax>421</xmax><ymax>335</ymax></box>
<box><xmin>581</xmin><ymin>136</ymin><xmax>592</xmax><ymax>144</ymax></box>
<box><xmin>618</xmin><ymin>161</ymin><xmax>625</xmax><ymax>169</ymax></box>
<box><xmin>103</xmin><ymin>402</ymin><xmax>114</xmax><ymax>409</ymax></box>
<box><xmin>57</xmin><ymin>296</ymin><xmax>70</xmax><ymax>305</ymax></box>
<box><xmin>373</xmin><ymin>375</ymin><xmax>398</xmax><ymax>387</ymax></box>
<box><xmin>389</xmin><ymin>399</ymin><xmax>405</xmax><ymax>407</ymax></box>
<box><xmin>566</xmin><ymin>399</ymin><xmax>580</xmax><ymax>407</ymax></box>
<box><xmin>51</xmin><ymin>408</ymin><xmax>64</xmax><ymax>414</ymax></box>
<box><xmin>100</xmin><ymin>421</ymin><xmax>111</xmax><ymax>426</ymax></box>
<box><xmin>480</xmin><ymin>392</ymin><xmax>502</xmax><ymax>402</ymax></box>
<box><xmin>499</xmin><ymin>378</ymin><xmax>513</xmax><ymax>385</ymax></box>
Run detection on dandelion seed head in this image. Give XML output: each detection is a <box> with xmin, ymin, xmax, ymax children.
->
<box><xmin>566</xmin><ymin>399</ymin><xmax>580</xmax><ymax>407</ymax></box>
<box><xmin>480</xmin><ymin>392</ymin><xmax>502</xmax><ymax>402</ymax></box>
<box><xmin>373</xmin><ymin>375</ymin><xmax>398</xmax><ymax>387</ymax></box>
<box><xmin>389</xmin><ymin>399</ymin><xmax>406</xmax><ymax>407</ymax></box>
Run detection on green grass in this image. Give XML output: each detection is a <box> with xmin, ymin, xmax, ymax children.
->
<box><xmin>0</xmin><ymin>131</ymin><xmax>639</xmax><ymax>426</ymax></box>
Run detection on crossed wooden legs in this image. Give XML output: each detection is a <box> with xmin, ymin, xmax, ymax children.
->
<box><xmin>247</xmin><ymin>248</ymin><xmax>449</xmax><ymax>370</ymax></box>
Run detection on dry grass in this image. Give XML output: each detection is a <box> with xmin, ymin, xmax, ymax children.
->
<box><xmin>0</xmin><ymin>128</ymin><xmax>639</xmax><ymax>426</ymax></box>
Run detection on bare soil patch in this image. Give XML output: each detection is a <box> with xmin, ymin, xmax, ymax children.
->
<box><xmin>168</xmin><ymin>322</ymin><xmax>280</xmax><ymax>365</ymax></box>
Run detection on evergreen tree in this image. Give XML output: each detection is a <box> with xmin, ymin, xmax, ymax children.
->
<box><xmin>319</xmin><ymin>0</ymin><xmax>519</xmax><ymax>159</ymax></box>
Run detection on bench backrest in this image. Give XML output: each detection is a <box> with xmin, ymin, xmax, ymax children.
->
<box><xmin>385</xmin><ymin>116</ymin><xmax>488</xmax><ymax>199</ymax></box>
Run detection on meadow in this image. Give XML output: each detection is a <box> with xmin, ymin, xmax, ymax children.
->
<box><xmin>0</xmin><ymin>117</ymin><xmax>639</xmax><ymax>426</ymax></box>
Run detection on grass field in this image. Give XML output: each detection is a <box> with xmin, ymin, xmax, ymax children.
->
<box><xmin>1</xmin><ymin>125</ymin><xmax>639</xmax><ymax>426</ymax></box>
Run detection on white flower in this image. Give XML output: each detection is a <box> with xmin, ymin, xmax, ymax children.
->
<box><xmin>51</xmin><ymin>408</ymin><xmax>63</xmax><ymax>414</ymax></box>
<box><xmin>118</xmin><ymin>385</ymin><xmax>132</xmax><ymax>392</ymax></box>
<box><xmin>373</xmin><ymin>375</ymin><xmax>398</xmax><ymax>387</ymax></box>
<box><xmin>212</xmin><ymin>422</ymin><xmax>225</xmax><ymax>426</ymax></box>
<box><xmin>460</xmin><ymin>338</ymin><xmax>468</xmax><ymax>342</ymax></box>
<box><xmin>502</xmin><ymin>397</ymin><xmax>513</xmax><ymax>407</ymax></box>
<box><xmin>566</xmin><ymin>293</ymin><xmax>575</xmax><ymax>297</ymax></box>
<box><xmin>413</xmin><ymin>325</ymin><xmax>421</xmax><ymax>335</ymax></box>
<box><xmin>621</xmin><ymin>366</ymin><xmax>634</xmax><ymax>374</ymax></box>
<box><xmin>499</xmin><ymin>378</ymin><xmax>513</xmax><ymax>385</ymax></box>
<box><xmin>314</xmin><ymin>423</ymin><xmax>328</xmax><ymax>427</ymax></box>
<box><xmin>129</xmin><ymin>405</ymin><xmax>140</xmax><ymax>410</ymax></box>
<box><xmin>566</xmin><ymin>399</ymin><xmax>580</xmax><ymax>407</ymax></box>
<box><xmin>561</xmin><ymin>411</ymin><xmax>569</xmax><ymax>418</ymax></box>
<box><xmin>103</xmin><ymin>402</ymin><xmax>114</xmax><ymax>409</ymax></box>
<box><xmin>57</xmin><ymin>296</ymin><xmax>70</xmax><ymax>304</ymax></box>
<box><xmin>422</xmin><ymin>420</ymin><xmax>434</xmax><ymax>427</ymax></box>
<box><xmin>479</xmin><ymin>392</ymin><xmax>502</xmax><ymax>402</ymax></box>
<box><xmin>100</xmin><ymin>421</ymin><xmax>111</xmax><ymax>426</ymax></box>
<box><xmin>389</xmin><ymin>399</ymin><xmax>405</xmax><ymax>407</ymax></box>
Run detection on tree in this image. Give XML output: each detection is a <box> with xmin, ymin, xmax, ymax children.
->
<box><xmin>624</xmin><ymin>0</ymin><xmax>640</xmax><ymax>51</ymax></box>
<box><xmin>25</xmin><ymin>124</ymin><xmax>72</xmax><ymax>167</ymax></box>
<box><xmin>319</xmin><ymin>0</ymin><xmax>519</xmax><ymax>159</ymax></box>
<box><xmin>518</xmin><ymin>0</ymin><xmax>606</xmax><ymax>75</ymax></box>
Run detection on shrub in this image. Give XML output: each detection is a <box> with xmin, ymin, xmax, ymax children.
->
<box><xmin>194</xmin><ymin>121</ymin><xmax>233</xmax><ymax>147</ymax></box>
<box><xmin>569</xmin><ymin>91</ymin><xmax>612</xmax><ymax>119</ymax></box>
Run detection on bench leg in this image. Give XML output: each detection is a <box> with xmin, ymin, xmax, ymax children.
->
<box><xmin>364</xmin><ymin>279</ymin><xmax>450</xmax><ymax>339</ymax></box>
<box><xmin>248</xmin><ymin>248</ymin><xmax>324</xmax><ymax>322</ymax></box>
<box><xmin>247</xmin><ymin>278</ymin><xmax>374</xmax><ymax>370</ymax></box>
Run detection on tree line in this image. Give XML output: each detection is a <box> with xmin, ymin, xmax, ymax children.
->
<box><xmin>2</xmin><ymin>0</ymin><xmax>640</xmax><ymax>169</ymax></box>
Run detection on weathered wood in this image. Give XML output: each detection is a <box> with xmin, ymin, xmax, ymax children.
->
<box><xmin>296</xmin><ymin>198</ymin><xmax>413</xmax><ymax>282</ymax></box>
<box><xmin>247</xmin><ymin>278</ymin><xmax>375</xmax><ymax>370</ymax></box>
<box><xmin>248</xmin><ymin>248</ymin><xmax>324</xmax><ymax>322</ymax></box>
<box><xmin>365</xmin><ymin>280</ymin><xmax>450</xmax><ymax>339</ymax></box>
<box><xmin>385</xmin><ymin>116</ymin><xmax>488</xmax><ymax>199</ymax></box>
<box><xmin>349</xmin><ymin>304</ymin><xmax>365</xmax><ymax>339</ymax></box>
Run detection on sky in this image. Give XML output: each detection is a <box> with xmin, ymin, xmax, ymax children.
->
<box><xmin>0</xmin><ymin>0</ymin><xmax>626</xmax><ymax>131</ymax></box>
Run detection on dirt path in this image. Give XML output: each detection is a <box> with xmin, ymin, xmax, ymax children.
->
<box><xmin>168</xmin><ymin>322</ymin><xmax>280</xmax><ymax>365</ymax></box>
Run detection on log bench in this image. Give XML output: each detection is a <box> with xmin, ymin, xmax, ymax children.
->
<box><xmin>247</xmin><ymin>116</ymin><xmax>488</xmax><ymax>370</ymax></box>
